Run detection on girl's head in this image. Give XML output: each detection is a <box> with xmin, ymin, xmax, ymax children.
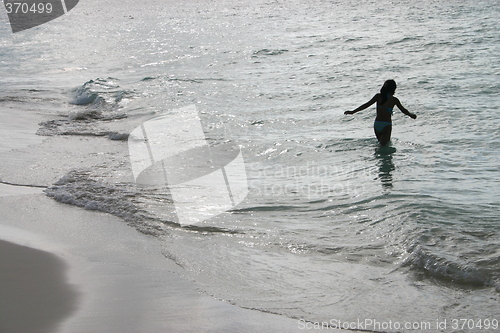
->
<box><xmin>380</xmin><ymin>80</ymin><xmax>397</xmax><ymax>104</ymax></box>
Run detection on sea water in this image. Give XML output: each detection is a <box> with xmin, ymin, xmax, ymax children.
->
<box><xmin>1</xmin><ymin>0</ymin><xmax>499</xmax><ymax>330</ymax></box>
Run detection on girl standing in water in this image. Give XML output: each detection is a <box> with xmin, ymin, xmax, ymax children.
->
<box><xmin>344</xmin><ymin>80</ymin><xmax>417</xmax><ymax>145</ymax></box>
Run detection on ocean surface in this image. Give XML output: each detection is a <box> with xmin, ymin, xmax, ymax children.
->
<box><xmin>1</xmin><ymin>0</ymin><xmax>499</xmax><ymax>331</ymax></box>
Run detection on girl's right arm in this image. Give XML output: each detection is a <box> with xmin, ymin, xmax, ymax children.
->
<box><xmin>344</xmin><ymin>94</ymin><xmax>379</xmax><ymax>115</ymax></box>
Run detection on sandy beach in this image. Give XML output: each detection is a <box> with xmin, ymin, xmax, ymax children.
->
<box><xmin>0</xmin><ymin>239</ymin><xmax>77</xmax><ymax>333</ymax></box>
<box><xmin>0</xmin><ymin>185</ymin><xmax>341</xmax><ymax>333</ymax></box>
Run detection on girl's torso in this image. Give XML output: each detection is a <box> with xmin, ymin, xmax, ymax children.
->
<box><xmin>375</xmin><ymin>94</ymin><xmax>396</xmax><ymax>122</ymax></box>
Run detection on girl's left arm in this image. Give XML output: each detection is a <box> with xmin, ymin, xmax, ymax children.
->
<box><xmin>395</xmin><ymin>98</ymin><xmax>417</xmax><ymax>119</ymax></box>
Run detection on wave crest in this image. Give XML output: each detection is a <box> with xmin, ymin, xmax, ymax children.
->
<box><xmin>404</xmin><ymin>244</ymin><xmax>498</xmax><ymax>289</ymax></box>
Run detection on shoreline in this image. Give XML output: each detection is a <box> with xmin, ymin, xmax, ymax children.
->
<box><xmin>0</xmin><ymin>186</ymin><xmax>344</xmax><ymax>333</ymax></box>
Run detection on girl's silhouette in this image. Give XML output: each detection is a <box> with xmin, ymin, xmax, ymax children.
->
<box><xmin>344</xmin><ymin>80</ymin><xmax>417</xmax><ymax>145</ymax></box>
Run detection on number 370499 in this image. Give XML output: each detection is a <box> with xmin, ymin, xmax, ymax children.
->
<box><xmin>5</xmin><ymin>2</ymin><xmax>53</xmax><ymax>14</ymax></box>
<box><xmin>451</xmin><ymin>319</ymin><xmax>499</xmax><ymax>330</ymax></box>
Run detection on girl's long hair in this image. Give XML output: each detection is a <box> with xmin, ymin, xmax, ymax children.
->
<box><xmin>380</xmin><ymin>80</ymin><xmax>397</xmax><ymax>104</ymax></box>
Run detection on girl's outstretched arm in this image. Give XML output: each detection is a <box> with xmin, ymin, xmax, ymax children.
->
<box><xmin>344</xmin><ymin>94</ymin><xmax>378</xmax><ymax>115</ymax></box>
<box><xmin>395</xmin><ymin>98</ymin><xmax>417</xmax><ymax>119</ymax></box>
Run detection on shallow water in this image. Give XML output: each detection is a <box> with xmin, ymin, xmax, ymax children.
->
<box><xmin>1</xmin><ymin>0</ymin><xmax>499</xmax><ymax>330</ymax></box>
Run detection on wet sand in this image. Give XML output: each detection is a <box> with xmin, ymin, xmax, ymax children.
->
<box><xmin>0</xmin><ymin>240</ymin><xmax>78</xmax><ymax>333</ymax></box>
<box><xmin>0</xmin><ymin>187</ymin><xmax>343</xmax><ymax>333</ymax></box>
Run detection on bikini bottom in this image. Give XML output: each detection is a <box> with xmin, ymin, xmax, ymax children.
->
<box><xmin>374</xmin><ymin>121</ymin><xmax>392</xmax><ymax>134</ymax></box>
